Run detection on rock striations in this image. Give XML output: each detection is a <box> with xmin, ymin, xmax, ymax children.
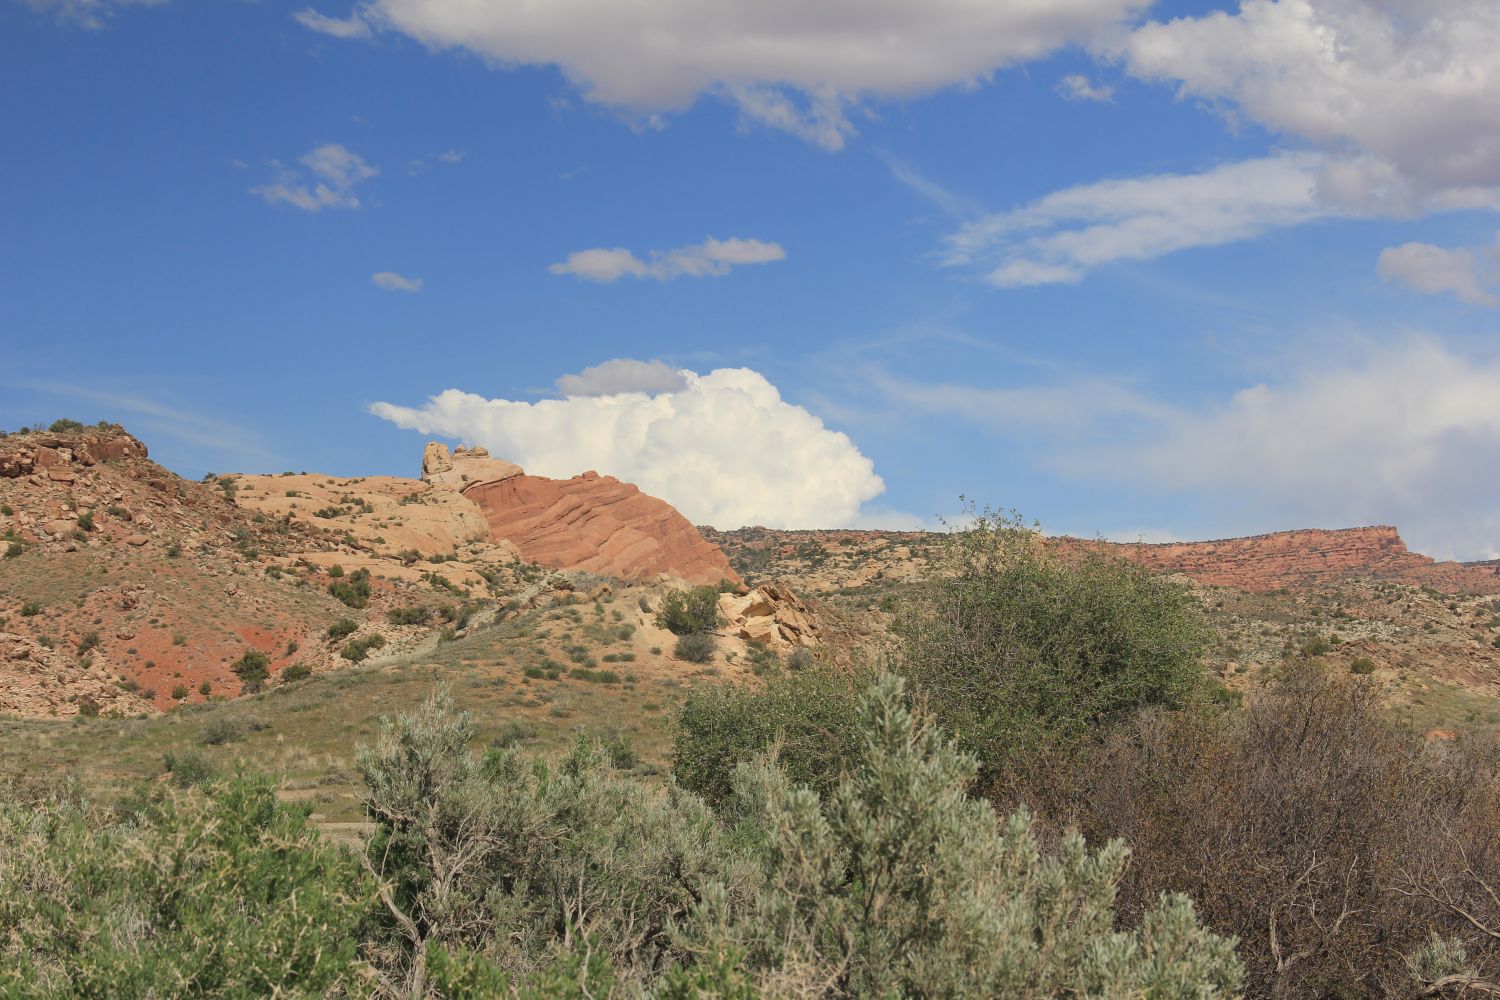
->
<box><xmin>416</xmin><ymin>442</ymin><xmax>738</xmax><ymax>586</ymax></box>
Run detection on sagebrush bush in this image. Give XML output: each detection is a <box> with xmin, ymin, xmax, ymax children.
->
<box><xmin>677</xmin><ymin>675</ymin><xmax>1242</xmax><ymax>997</ymax></box>
<box><xmin>231</xmin><ymin>649</ymin><xmax>270</xmax><ymax>692</ymax></box>
<box><xmin>329</xmin><ymin>568</ymin><xmax>372</xmax><ymax>609</ymax></box>
<box><xmin>673</xmin><ymin>631</ymin><xmax>717</xmax><ymax>664</ymax></box>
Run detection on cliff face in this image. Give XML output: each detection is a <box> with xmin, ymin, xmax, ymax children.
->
<box><xmin>462</xmin><ymin>471</ymin><xmax>739</xmax><ymax>586</ymax></box>
<box><xmin>1082</xmin><ymin>526</ymin><xmax>1500</xmax><ymax>594</ymax></box>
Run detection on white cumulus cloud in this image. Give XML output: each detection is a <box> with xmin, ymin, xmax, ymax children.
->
<box><xmin>555</xmin><ymin>359</ymin><xmax>688</xmax><ymax>397</ymax></box>
<box><xmin>549</xmin><ymin>237</ymin><xmax>785</xmax><ymax>283</ymax></box>
<box><xmin>251</xmin><ymin>143</ymin><xmax>377</xmax><ymax>212</ymax></box>
<box><xmin>1377</xmin><ymin>236</ymin><xmax>1500</xmax><ymax>307</ymax></box>
<box><xmin>944</xmin><ymin>152</ymin><xmax>1334</xmax><ymax>285</ymax></box>
<box><xmin>369</xmin><ymin>366</ymin><xmax>887</xmax><ymax>528</ymax></box>
<box><xmin>1119</xmin><ymin>0</ymin><xmax>1500</xmax><ymax>213</ymax></box>
<box><xmin>371</xmin><ymin>271</ymin><xmax>423</xmax><ymax>292</ymax></box>
<box><xmin>297</xmin><ymin>0</ymin><xmax>1146</xmax><ymax>148</ymax></box>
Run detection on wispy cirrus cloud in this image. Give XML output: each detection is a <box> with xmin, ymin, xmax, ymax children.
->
<box><xmin>943</xmin><ymin>152</ymin><xmax>1335</xmax><ymax>286</ymax></box>
<box><xmin>251</xmin><ymin>143</ymin><xmax>378</xmax><ymax>213</ymax></box>
<box><xmin>371</xmin><ymin>271</ymin><xmax>423</xmax><ymax>293</ymax></box>
<box><xmin>549</xmin><ymin>237</ymin><xmax>785</xmax><ymax>283</ymax></box>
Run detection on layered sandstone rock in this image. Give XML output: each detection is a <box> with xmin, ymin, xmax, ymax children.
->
<box><xmin>0</xmin><ymin>632</ymin><xmax>151</xmax><ymax>718</ymax></box>
<box><xmin>717</xmin><ymin>583</ymin><xmax>817</xmax><ymax>648</ymax></box>
<box><xmin>463</xmin><ymin>470</ymin><xmax>739</xmax><ymax>586</ymax></box>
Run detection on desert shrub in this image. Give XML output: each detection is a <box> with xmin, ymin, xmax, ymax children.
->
<box><xmin>328</xmin><ymin>564</ymin><xmax>344</xmax><ymax>578</ymax></box>
<box><xmin>162</xmin><ymin>750</ymin><xmax>217</xmax><ymax>788</ymax></box>
<box><xmin>0</xmin><ymin>777</ymin><xmax>369</xmax><ymax>997</ymax></box>
<box><xmin>76</xmin><ymin>631</ymin><xmax>100</xmax><ymax>655</ymax></box>
<box><xmin>47</xmin><ymin>418</ymin><xmax>84</xmax><ymax>432</ymax></box>
<box><xmin>329</xmin><ymin>568</ymin><xmax>372</xmax><ymax>609</ymax></box>
<box><xmin>4</xmin><ymin>541</ymin><xmax>21</xmax><ymax>558</ymax></box>
<box><xmin>676</xmin><ymin>675</ymin><xmax>1242</xmax><ymax>997</ymax></box>
<box><xmin>281</xmin><ymin>663</ymin><xmax>312</xmax><ymax>683</ymax></box>
<box><xmin>785</xmin><ymin>646</ymin><xmax>814</xmax><ymax>671</ymax></box>
<box><xmin>356</xmin><ymin>691</ymin><xmax>746</xmax><ymax>994</ymax></box>
<box><xmin>673</xmin><ymin>632</ymin><xmax>717</xmax><ymax>663</ymax></box>
<box><xmin>165</xmin><ymin>542</ymin><xmax>181</xmax><ymax>558</ymax></box>
<box><xmin>746</xmin><ymin>645</ymin><xmax>780</xmax><ymax>675</ymax></box>
<box><xmin>654</xmin><ymin>586</ymin><xmax>721</xmax><ymax>635</ymax></box>
<box><xmin>898</xmin><ymin>508</ymin><xmax>1211</xmax><ymax>789</ymax></box>
<box><xmin>75</xmin><ymin>512</ymin><xmax>94</xmax><ymax>532</ymax></box>
<box><xmin>198</xmin><ymin>680</ymin><xmax>211</xmax><ymax>696</ymax></box>
<box><xmin>1062</xmin><ymin>662</ymin><xmax>1500</xmax><ymax>997</ymax></box>
<box><xmin>387</xmin><ymin>605</ymin><xmax>430</xmax><ymax>626</ymax></box>
<box><xmin>570</xmin><ymin>667</ymin><xmax>620</xmax><ymax>684</ymax></box>
<box><xmin>231</xmin><ymin>649</ymin><xmax>270</xmax><ymax>692</ymax></box>
<box><xmin>1350</xmin><ymin>655</ymin><xmax>1377</xmax><ymax>674</ymax></box>
<box><xmin>340</xmin><ymin>633</ymin><xmax>387</xmax><ymax>663</ymax></box>
<box><xmin>75</xmin><ymin>697</ymin><xmax>99</xmax><ymax>719</ymax></box>
<box><xmin>327</xmin><ymin>617</ymin><xmax>359</xmax><ymax>640</ymax></box>
<box><xmin>673</xmin><ymin>665</ymin><xmax>870</xmax><ymax>808</ymax></box>
<box><xmin>170</xmin><ymin>684</ymin><xmax>189</xmax><ymax>700</ymax></box>
<box><xmin>200</xmin><ymin>717</ymin><xmax>244</xmax><ymax>745</ymax></box>
<box><xmin>20</xmin><ymin>601</ymin><xmax>40</xmax><ymax>616</ymax></box>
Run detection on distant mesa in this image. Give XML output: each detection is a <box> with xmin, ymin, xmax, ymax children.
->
<box><xmin>1060</xmin><ymin>525</ymin><xmax>1500</xmax><ymax>595</ymax></box>
<box><xmin>421</xmin><ymin>442</ymin><xmax>738</xmax><ymax>586</ymax></box>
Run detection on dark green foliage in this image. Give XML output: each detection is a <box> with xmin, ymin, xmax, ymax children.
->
<box><xmin>5</xmin><ymin>541</ymin><xmax>22</xmax><ymax>559</ymax></box>
<box><xmin>76</xmin><ymin>631</ymin><xmax>100</xmax><ymax>655</ymax></box>
<box><xmin>47</xmin><ymin>418</ymin><xmax>85</xmax><ymax>432</ymax></box>
<box><xmin>0</xmin><ymin>777</ymin><xmax>369</xmax><ymax>996</ymax></box>
<box><xmin>281</xmin><ymin>663</ymin><xmax>312</xmax><ymax>683</ymax></box>
<box><xmin>328</xmin><ymin>567</ymin><xmax>372</xmax><ymax>608</ymax></box>
<box><xmin>674</xmin><ymin>632</ymin><xmax>717</xmax><ymax>664</ymax></box>
<box><xmin>200</xmin><ymin>717</ymin><xmax>244</xmax><ymax>745</ymax></box>
<box><xmin>570</xmin><ymin>667</ymin><xmax>621</xmax><ymax>684</ymax></box>
<box><xmin>170</xmin><ymin>684</ymin><xmax>188</xmax><ymax>700</ymax></box>
<box><xmin>20</xmin><ymin>601</ymin><xmax>40</xmax><ymax>616</ymax></box>
<box><xmin>654</xmin><ymin>585</ymin><xmax>721</xmax><ymax>635</ymax></box>
<box><xmin>899</xmin><ymin>508</ymin><xmax>1211</xmax><ymax>785</ymax></box>
<box><xmin>387</xmin><ymin>605</ymin><xmax>430</xmax><ymax>626</ymax></box>
<box><xmin>326</xmin><ymin>617</ymin><xmax>358</xmax><ymax>640</ymax></box>
<box><xmin>162</xmin><ymin>750</ymin><xmax>216</xmax><ymax>787</ymax></box>
<box><xmin>1350</xmin><ymin>655</ymin><xmax>1377</xmax><ymax>674</ymax></box>
<box><xmin>673</xmin><ymin>666</ymin><xmax>870</xmax><ymax>808</ymax></box>
<box><xmin>75</xmin><ymin>512</ymin><xmax>95</xmax><ymax>532</ymax></box>
<box><xmin>231</xmin><ymin>649</ymin><xmax>270</xmax><ymax>692</ymax></box>
<box><xmin>340</xmin><ymin>633</ymin><xmax>387</xmax><ymax>663</ymax></box>
<box><xmin>198</xmin><ymin>680</ymin><xmax>211</xmax><ymax>696</ymax></box>
<box><xmin>165</xmin><ymin>543</ymin><xmax>181</xmax><ymax>558</ymax></box>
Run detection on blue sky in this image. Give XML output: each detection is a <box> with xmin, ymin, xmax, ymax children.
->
<box><xmin>4</xmin><ymin>0</ymin><xmax>1499</xmax><ymax>558</ymax></box>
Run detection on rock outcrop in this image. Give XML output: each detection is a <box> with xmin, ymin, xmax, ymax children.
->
<box><xmin>463</xmin><ymin>470</ymin><xmax>739</xmax><ymax>586</ymax></box>
<box><xmin>421</xmin><ymin>443</ymin><xmax>522</xmax><ymax>492</ymax></box>
<box><xmin>1</xmin><ymin>427</ymin><xmax>146</xmax><ymax>478</ymax></box>
<box><xmin>717</xmin><ymin>583</ymin><xmax>817</xmax><ymax>648</ymax></box>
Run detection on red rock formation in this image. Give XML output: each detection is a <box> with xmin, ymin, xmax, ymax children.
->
<box><xmin>462</xmin><ymin>471</ymin><xmax>739</xmax><ymax>586</ymax></box>
<box><xmin>1062</xmin><ymin>526</ymin><xmax>1500</xmax><ymax>595</ymax></box>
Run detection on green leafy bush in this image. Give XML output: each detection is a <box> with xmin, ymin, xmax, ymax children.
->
<box><xmin>232</xmin><ymin>649</ymin><xmax>271</xmax><ymax>692</ymax></box>
<box><xmin>0</xmin><ymin>778</ymin><xmax>369</xmax><ymax>996</ymax></box>
<box><xmin>673</xmin><ymin>665</ymin><xmax>870</xmax><ymax>808</ymax></box>
<box><xmin>898</xmin><ymin>508</ymin><xmax>1211</xmax><ymax>786</ymax></box>
<box><xmin>328</xmin><ymin>567</ymin><xmax>372</xmax><ymax>608</ymax></box>
<box><xmin>387</xmin><ymin>605</ymin><xmax>430</xmax><ymax>626</ymax></box>
<box><xmin>326</xmin><ymin>617</ymin><xmax>358</xmax><ymax>640</ymax></box>
<box><xmin>340</xmin><ymin>633</ymin><xmax>387</xmax><ymax>663</ymax></box>
<box><xmin>654</xmin><ymin>586</ymin><xmax>721</xmax><ymax>635</ymax></box>
<box><xmin>281</xmin><ymin>663</ymin><xmax>312</xmax><ymax>683</ymax></box>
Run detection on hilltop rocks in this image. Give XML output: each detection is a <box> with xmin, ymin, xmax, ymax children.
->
<box><xmin>421</xmin><ymin>442</ymin><xmax>522</xmax><ymax>492</ymax></box>
<box><xmin>718</xmin><ymin>583</ymin><xmax>817</xmax><ymax>648</ymax></box>
<box><xmin>464</xmin><ymin>470</ymin><xmax>739</xmax><ymax>586</ymax></box>
<box><xmin>1</xmin><ymin>429</ymin><xmax>146</xmax><ymax>479</ymax></box>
